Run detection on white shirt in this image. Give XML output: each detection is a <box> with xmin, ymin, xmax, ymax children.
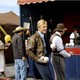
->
<box><xmin>0</xmin><ymin>40</ymin><xmax>5</xmax><ymax>72</ymax></box>
<box><xmin>69</xmin><ymin>32</ymin><xmax>79</xmax><ymax>44</ymax></box>
<box><xmin>70</xmin><ymin>32</ymin><xmax>79</xmax><ymax>39</ymax></box>
<box><xmin>50</xmin><ymin>31</ymin><xmax>71</xmax><ymax>57</ymax></box>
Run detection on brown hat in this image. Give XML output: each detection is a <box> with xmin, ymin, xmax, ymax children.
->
<box><xmin>54</xmin><ymin>23</ymin><xmax>67</xmax><ymax>32</ymax></box>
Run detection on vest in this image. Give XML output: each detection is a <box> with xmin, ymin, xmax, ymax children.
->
<box><xmin>74</xmin><ymin>32</ymin><xmax>79</xmax><ymax>44</ymax></box>
<box><xmin>50</xmin><ymin>33</ymin><xmax>64</xmax><ymax>53</ymax></box>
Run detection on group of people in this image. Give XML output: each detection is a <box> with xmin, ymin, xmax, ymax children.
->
<box><xmin>0</xmin><ymin>19</ymin><xmax>74</xmax><ymax>80</ymax></box>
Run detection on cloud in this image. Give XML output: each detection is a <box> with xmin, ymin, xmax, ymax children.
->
<box><xmin>0</xmin><ymin>0</ymin><xmax>18</xmax><ymax>6</ymax></box>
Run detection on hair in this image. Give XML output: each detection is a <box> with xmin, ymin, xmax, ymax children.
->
<box><xmin>37</xmin><ymin>19</ymin><xmax>47</xmax><ymax>28</ymax></box>
<box><xmin>57</xmin><ymin>30</ymin><xmax>63</xmax><ymax>32</ymax></box>
<box><xmin>15</xmin><ymin>30</ymin><xmax>23</xmax><ymax>33</ymax></box>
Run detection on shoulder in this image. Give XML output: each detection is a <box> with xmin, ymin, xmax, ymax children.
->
<box><xmin>29</xmin><ymin>32</ymin><xmax>41</xmax><ymax>44</ymax></box>
<box><xmin>30</xmin><ymin>32</ymin><xmax>40</xmax><ymax>39</ymax></box>
<box><xmin>53</xmin><ymin>36</ymin><xmax>61</xmax><ymax>42</ymax></box>
<box><xmin>70</xmin><ymin>32</ymin><xmax>74</xmax><ymax>35</ymax></box>
<box><xmin>70</xmin><ymin>32</ymin><xmax>74</xmax><ymax>38</ymax></box>
<box><xmin>52</xmin><ymin>34</ymin><xmax>61</xmax><ymax>40</ymax></box>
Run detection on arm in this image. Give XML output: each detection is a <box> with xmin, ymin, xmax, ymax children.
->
<box><xmin>17</xmin><ymin>36</ymin><xmax>24</xmax><ymax>57</ymax></box>
<box><xmin>0</xmin><ymin>48</ymin><xmax>4</xmax><ymax>51</ymax></box>
<box><xmin>53</xmin><ymin>36</ymin><xmax>71</xmax><ymax>57</ymax></box>
<box><xmin>0</xmin><ymin>41</ymin><xmax>5</xmax><ymax>51</ymax></box>
<box><xmin>26</xmin><ymin>36</ymin><xmax>39</xmax><ymax>62</ymax></box>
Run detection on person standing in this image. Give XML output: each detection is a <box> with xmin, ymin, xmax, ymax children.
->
<box><xmin>26</xmin><ymin>19</ymin><xmax>53</xmax><ymax>80</ymax></box>
<box><xmin>70</xmin><ymin>28</ymin><xmax>80</xmax><ymax>45</ymax></box>
<box><xmin>0</xmin><ymin>33</ymin><xmax>11</xmax><ymax>77</ymax></box>
<box><xmin>50</xmin><ymin>23</ymin><xmax>73</xmax><ymax>80</ymax></box>
<box><xmin>12</xmin><ymin>26</ymin><xmax>27</xmax><ymax>80</ymax></box>
<box><xmin>0</xmin><ymin>33</ymin><xmax>6</xmax><ymax>77</ymax></box>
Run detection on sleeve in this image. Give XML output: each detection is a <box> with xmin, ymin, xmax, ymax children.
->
<box><xmin>17</xmin><ymin>36</ymin><xmax>24</xmax><ymax>57</ymax></box>
<box><xmin>26</xmin><ymin>36</ymin><xmax>39</xmax><ymax>62</ymax></box>
<box><xmin>50</xmin><ymin>37</ymin><xmax>56</xmax><ymax>51</ymax></box>
<box><xmin>55</xmin><ymin>36</ymin><xmax>71</xmax><ymax>57</ymax></box>
<box><xmin>0</xmin><ymin>40</ymin><xmax>4</xmax><ymax>51</ymax></box>
<box><xmin>70</xmin><ymin>33</ymin><xmax>75</xmax><ymax>39</ymax></box>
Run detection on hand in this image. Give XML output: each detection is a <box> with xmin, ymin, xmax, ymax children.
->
<box><xmin>4</xmin><ymin>43</ymin><xmax>11</xmax><ymax>47</ymax></box>
<box><xmin>69</xmin><ymin>51</ymin><xmax>74</xmax><ymax>56</ymax></box>
<box><xmin>6</xmin><ymin>43</ymin><xmax>11</xmax><ymax>46</ymax></box>
<box><xmin>22</xmin><ymin>57</ymin><xmax>26</xmax><ymax>61</ymax></box>
<box><xmin>38</xmin><ymin>56</ymin><xmax>49</xmax><ymax>63</ymax></box>
<box><xmin>38</xmin><ymin>58</ymin><xmax>47</xmax><ymax>63</ymax></box>
<box><xmin>4</xmin><ymin>47</ymin><xmax>9</xmax><ymax>50</ymax></box>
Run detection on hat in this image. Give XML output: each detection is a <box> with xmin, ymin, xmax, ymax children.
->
<box><xmin>54</xmin><ymin>23</ymin><xmax>67</xmax><ymax>32</ymax></box>
<box><xmin>13</xmin><ymin>26</ymin><xmax>26</xmax><ymax>33</ymax></box>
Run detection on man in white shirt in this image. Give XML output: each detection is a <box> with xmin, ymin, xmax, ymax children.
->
<box><xmin>70</xmin><ymin>28</ymin><xmax>79</xmax><ymax>45</ymax></box>
<box><xmin>50</xmin><ymin>23</ymin><xmax>73</xmax><ymax>80</ymax></box>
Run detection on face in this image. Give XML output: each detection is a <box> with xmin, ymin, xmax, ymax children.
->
<box><xmin>38</xmin><ymin>24</ymin><xmax>47</xmax><ymax>34</ymax></box>
<box><xmin>74</xmin><ymin>30</ymin><xmax>77</xmax><ymax>33</ymax></box>
<box><xmin>19</xmin><ymin>31</ymin><xmax>23</xmax><ymax>36</ymax></box>
<box><xmin>25</xmin><ymin>29</ymin><xmax>30</xmax><ymax>35</ymax></box>
<box><xmin>61</xmin><ymin>31</ymin><xmax>65</xmax><ymax>35</ymax></box>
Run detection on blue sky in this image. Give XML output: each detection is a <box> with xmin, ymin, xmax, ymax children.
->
<box><xmin>0</xmin><ymin>0</ymin><xmax>19</xmax><ymax>16</ymax></box>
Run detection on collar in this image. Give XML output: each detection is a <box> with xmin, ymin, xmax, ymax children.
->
<box><xmin>38</xmin><ymin>31</ymin><xmax>44</xmax><ymax>39</ymax></box>
<box><xmin>55</xmin><ymin>31</ymin><xmax>61</xmax><ymax>37</ymax></box>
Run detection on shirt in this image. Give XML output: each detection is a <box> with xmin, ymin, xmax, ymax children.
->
<box><xmin>50</xmin><ymin>31</ymin><xmax>71</xmax><ymax>57</ymax></box>
<box><xmin>12</xmin><ymin>33</ymin><xmax>24</xmax><ymax>59</ymax></box>
<box><xmin>38</xmin><ymin>31</ymin><xmax>47</xmax><ymax>54</ymax></box>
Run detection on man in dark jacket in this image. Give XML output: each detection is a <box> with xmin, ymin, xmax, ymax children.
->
<box><xmin>12</xmin><ymin>26</ymin><xmax>27</xmax><ymax>80</ymax></box>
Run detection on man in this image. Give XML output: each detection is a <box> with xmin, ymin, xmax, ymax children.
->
<box><xmin>12</xmin><ymin>26</ymin><xmax>27</xmax><ymax>80</ymax></box>
<box><xmin>0</xmin><ymin>33</ymin><xmax>6</xmax><ymax>77</ymax></box>
<box><xmin>50</xmin><ymin>23</ymin><xmax>73</xmax><ymax>80</ymax></box>
<box><xmin>0</xmin><ymin>33</ymin><xmax>11</xmax><ymax>77</ymax></box>
<box><xmin>70</xmin><ymin>28</ymin><xmax>80</xmax><ymax>45</ymax></box>
<box><xmin>26</xmin><ymin>19</ymin><xmax>53</xmax><ymax>80</ymax></box>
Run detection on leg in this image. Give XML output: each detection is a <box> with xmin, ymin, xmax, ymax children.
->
<box><xmin>15</xmin><ymin>59</ymin><xmax>21</xmax><ymax>80</ymax></box>
<box><xmin>35</xmin><ymin>62</ymin><xmax>53</xmax><ymax>80</ymax></box>
<box><xmin>52</xmin><ymin>55</ymin><xmax>65</xmax><ymax>80</ymax></box>
<box><xmin>19</xmin><ymin>59</ymin><xmax>27</xmax><ymax>80</ymax></box>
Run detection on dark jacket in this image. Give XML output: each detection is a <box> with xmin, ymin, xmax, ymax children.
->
<box><xmin>12</xmin><ymin>33</ymin><xmax>24</xmax><ymax>59</ymax></box>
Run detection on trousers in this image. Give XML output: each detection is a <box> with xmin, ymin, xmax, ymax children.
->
<box><xmin>35</xmin><ymin>62</ymin><xmax>53</xmax><ymax>80</ymax></box>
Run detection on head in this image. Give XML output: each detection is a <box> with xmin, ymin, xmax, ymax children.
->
<box><xmin>24</xmin><ymin>29</ymin><xmax>30</xmax><ymax>36</ymax></box>
<box><xmin>13</xmin><ymin>26</ymin><xmax>26</xmax><ymax>35</ymax></box>
<box><xmin>73</xmin><ymin>25</ymin><xmax>79</xmax><ymax>33</ymax></box>
<box><xmin>37</xmin><ymin>19</ymin><xmax>48</xmax><ymax>34</ymax></box>
<box><xmin>73</xmin><ymin>28</ymin><xmax>78</xmax><ymax>33</ymax></box>
<box><xmin>74</xmin><ymin>29</ymin><xmax>78</xmax><ymax>33</ymax></box>
<box><xmin>54</xmin><ymin>23</ymin><xmax>67</xmax><ymax>35</ymax></box>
